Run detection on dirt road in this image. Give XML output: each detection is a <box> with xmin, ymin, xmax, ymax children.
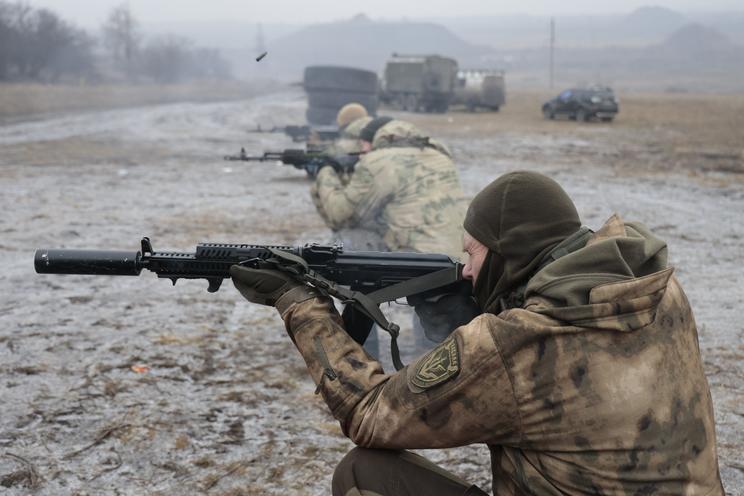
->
<box><xmin>1</xmin><ymin>89</ymin><xmax>742</xmax><ymax>495</ymax></box>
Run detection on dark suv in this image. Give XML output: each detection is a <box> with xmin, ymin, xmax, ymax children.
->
<box><xmin>542</xmin><ymin>87</ymin><xmax>619</xmax><ymax>122</ymax></box>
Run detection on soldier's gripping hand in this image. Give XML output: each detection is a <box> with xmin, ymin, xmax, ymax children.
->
<box><xmin>230</xmin><ymin>265</ymin><xmax>316</xmax><ymax>308</ymax></box>
<box><xmin>414</xmin><ymin>292</ymin><xmax>481</xmax><ymax>342</ymax></box>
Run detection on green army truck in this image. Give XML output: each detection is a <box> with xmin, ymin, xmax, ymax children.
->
<box><xmin>381</xmin><ymin>54</ymin><xmax>458</xmax><ymax>113</ymax></box>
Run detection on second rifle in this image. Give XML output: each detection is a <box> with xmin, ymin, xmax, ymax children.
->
<box><xmin>224</xmin><ymin>148</ymin><xmax>360</xmax><ymax>177</ymax></box>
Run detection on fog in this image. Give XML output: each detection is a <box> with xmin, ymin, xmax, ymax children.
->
<box><xmin>1</xmin><ymin>0</ymin><xmax>741</xmax><ymax>91</ymax></box>
<box><xmin>1</xmin><ymin>0</ymin><xmax>743</xmax><ymax>495</ymax></box>
<box><xmin>24</xmin><ymin>0</ymin><xmax>744</xmax><ymax>25</ymax></box>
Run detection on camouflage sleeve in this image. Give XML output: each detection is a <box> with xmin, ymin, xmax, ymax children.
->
<box><xmin>309</xmin><ymin>177</ymin><xmax>330</xmax><ymax>224</ymax></box>
<box><xmin>279</xmin><ymin>297</ymin><xmax>521</xmax><ymax>449</ymax></box>
<box><xmin>312</xmin><ymin>159</ymin><xmax>390</xmax><ymax>230</ymax></box>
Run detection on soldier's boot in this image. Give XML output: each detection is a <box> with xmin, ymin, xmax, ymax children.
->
<box><xmin>331</xmin><ymin>447</ymin><xmax>489</xmax><ymax>496</ymax></box>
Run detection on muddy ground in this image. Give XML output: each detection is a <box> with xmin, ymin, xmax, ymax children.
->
<box><xmin>0</xmin><ymin>88</ymin><xmax>742</xmax><ymax>495</ymax></box>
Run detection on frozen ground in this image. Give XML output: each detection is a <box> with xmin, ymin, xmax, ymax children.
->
<box><xmin>0</xmin><ymin>90</ymin><xmax>742</xmax><ymax>495</ymax></box>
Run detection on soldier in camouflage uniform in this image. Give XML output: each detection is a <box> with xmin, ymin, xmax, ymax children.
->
<box><xmin>311</xmin><ymin>115</ymin><xmax>469</xmax><ymax>361</ymax></box>
<box><xmin>320</xmin><ymin>114</ymin><xmax>373</xmax><ymax>188</ymax></box>
<box><xmin>310</xmin><ymin>116</ymin><xmax>466</xmax><ymax>259</ymax></box>
<box><xmin>231</xmin><ymin>171</ymin><xmax>723</xmax><ymax>495</ymax></box>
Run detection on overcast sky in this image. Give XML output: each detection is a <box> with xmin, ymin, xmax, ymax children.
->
<box><xmin>25</xmin><ymin>0</ymin><xmax>744</xmax><ymax>27</ymax></box>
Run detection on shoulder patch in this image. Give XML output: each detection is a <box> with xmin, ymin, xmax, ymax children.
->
<box><xmin>409</xmin><ymin>338</ymin><xmax>460</xmax><ymax>391</ymax></box>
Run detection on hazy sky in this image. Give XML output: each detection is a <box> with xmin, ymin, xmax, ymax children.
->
<box><xmin>26</xmin><ymin>0</ymin><xmax>744</xmax><ymax>26</ymax></box>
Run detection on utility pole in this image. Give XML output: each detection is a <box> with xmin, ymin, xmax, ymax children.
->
<box><xmin>549</xmin><ymin>17</ymin><xmax>555</xmax><ymax>89</ymax></box>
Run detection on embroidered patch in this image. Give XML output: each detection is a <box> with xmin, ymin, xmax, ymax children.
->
<box><xmin>410</xmin><ymin>339</ymin><xmax>460</xmax><ymax>390</ymax></box>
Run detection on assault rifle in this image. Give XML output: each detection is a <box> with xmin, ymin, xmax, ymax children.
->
<box><xmin>223</xmin><ymin>148</ymin><xmax>359</xmax><ymax>177</ymax></box>
<box><xmin>251</xmin><ymin>124</ymin><xmax>340</xmax><ymax>143</ymax></box>
<box><xmin>34</xmin><ymin>238</ymin><xmax>470</xmax><ymax>369</ymax></box>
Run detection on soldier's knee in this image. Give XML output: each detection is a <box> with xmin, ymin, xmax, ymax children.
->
<box><xmin>332</xmin><ymin>447</ymin><xmax>391</xmax><ymax>496</ymax></box>
<box><xmin>332</xmin><ymin>447</ymin><xmax>363</xmax><ymax>495</ymax></box>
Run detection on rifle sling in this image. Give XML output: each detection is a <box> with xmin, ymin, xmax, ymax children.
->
<box><xmin>264</xmin><ymin>249</ymin><xmax>459</xmax><ymax>371</ymax></box>
<box><xmin>308</xmin><ymin>274</ymin><xmax>405</xmax><ymax>371</ymax></box>
<box><xmin>332</xmin><ymin>268</ymin><xmax>459</xmax><ymax>371</ymax></box>
<box><xmin>365</xmin><ymin>268</ymin><xmax>460</xmax><ymax>304</ymax></box>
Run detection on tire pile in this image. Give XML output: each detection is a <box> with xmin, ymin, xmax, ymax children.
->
<box><xmin>304</xmin><ymin>66</ymin><xmax>379</xmax><ymax>125</ymax></box>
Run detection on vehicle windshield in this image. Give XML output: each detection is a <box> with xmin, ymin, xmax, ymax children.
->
<box><xmin>586</xmin><ymin>89</ymin><xmax>614</xmax><ymax>99</ymax></box>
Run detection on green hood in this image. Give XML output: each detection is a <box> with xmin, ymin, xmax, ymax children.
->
<box><xmin>343</xmin><ymin>116</ymin><xmax>373</xmax><ymax>139</ymax></box>
<box><xmin>525</xmin><ymin>214</ymin><xmax>673</xmax><ymax>331</ymax></box>
<box><xmin>371</xmin><ymin>120</ymin><xmax>452</xmax><ymax>157</ymax></box>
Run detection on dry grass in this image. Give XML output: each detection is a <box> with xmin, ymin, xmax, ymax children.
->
<box><xmin>0</xmin><ymin>81</ymin><xmax>274</xmax><ymax>122</ymax></box>
<box><xmin>405</xmin><ymin>89</ymin><xmax>744</xmax><ymax>176</ymax></box>
<box><xmin>0</xmin><ymin>136</ymin><xmax>170</xmax><ymax>167</ymax></box>
<box><xmin>614</xmin><ymin>92</ymin><xmax>744</xmax><ymax>153</ymax></box>
<box><xmin>410</xmin><ymin>90</ymin><xmax>744</xmax><ymax>146</ymax></box>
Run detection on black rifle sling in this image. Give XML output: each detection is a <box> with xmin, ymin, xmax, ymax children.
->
<box><xmin>265</xmin><ymin>249</ymin><xmax>405</xmax><ymax>369</ymax></box>
<box><xmin>364</xmin><ymin>268</ymin><xmax>459</xmax><ymax>305</ymax></box>
<box><xmin>264</xmin><ymin>250</ymin><xmax>463</xmax><ymax>371</ymax></box>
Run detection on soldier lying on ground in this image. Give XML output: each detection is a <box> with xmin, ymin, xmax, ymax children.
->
<box><xmin>231</xmin><ymin>171</ymin><xmax>724</xmax><ymax>495</ymax></box>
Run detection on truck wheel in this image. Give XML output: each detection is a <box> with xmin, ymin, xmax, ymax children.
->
<box><xmin>576</xmin><ymin>108</ymin><xmax>589</xmax><ymax>122</ymax></box>
<box><xmin>543</xmin><ymin>106</ymin><xmax>555</xmax><ymax>120</ymax></box>
<box><xmin>405</xmin><ymin>94</ymin><xmax>418</xmax><ymax>112</ymax></box>
<box><xmin>435</xmin><ymin>101</ymin><xmax>449</xmax><ymax>113</ymax></box>
<box><xmin>601</xmin><ymin>116</ymin><xmax>614</xmax><ymax>123</ymax></box>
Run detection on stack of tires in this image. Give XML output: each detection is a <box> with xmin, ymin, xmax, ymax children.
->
<box><xmin>304</xmin><ymin>66</ymin><xmax>379</xmax><ymax>126</ymax></box>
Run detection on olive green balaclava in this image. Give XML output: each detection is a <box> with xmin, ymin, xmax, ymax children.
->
<box><xmin>463</xmin><ymin>171</ymin><xmax>581</xmax><ymax>313</ymax></box>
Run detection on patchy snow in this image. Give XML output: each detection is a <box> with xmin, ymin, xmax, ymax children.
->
<box><xmin>0</xmin><ymin>90</ymin><xmax>742</xmax><ymax>495</ymax></box>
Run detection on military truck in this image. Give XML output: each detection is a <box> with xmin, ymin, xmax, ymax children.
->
<box><xmin>381</xmin><ymin>54</ymin><xmax>458</xmax><ymax>113</ymax></box>
<box><xmin>452</xmin><ymin>69</ymin><xmax>506</xmax><ymax>111</ymax></box>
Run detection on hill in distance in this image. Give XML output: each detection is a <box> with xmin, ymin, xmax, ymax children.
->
<box><xmin>660</xmin><ymin>22</ymin><xmax>738</xmax><ymax>55</ymax></box>
<box><xmin>621</xmin><ymin>6</ymin><xmax>688</xmax><ymax>34</ymax></box>
<box><xmin>263</xmin><ymin>14</ymin><xmax>491</xmax><ymax>79</ymax></box>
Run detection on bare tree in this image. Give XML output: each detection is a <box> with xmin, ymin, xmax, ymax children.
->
<box><xmin>0</xmin><ymin>2</ymin><xmax>13</xmax><ymax>78</ymax></box>
<box><xmin>139</xmin><ymin>35</ymin><xmax>191</xmax><ymax>83</ymax></box>
<box><xmin>138</xmin><ymin>36</ymin><xmax>232</xmax><ymax>83</ymax></box>
<box><xmin>0</xmin><ymin>1</ymin><xmax>95</xmax><ymax>82</ymax></box>
<box><xmin>102</xmin><ymin>3</ymin><xmax>139</xmax><ymax>71</ymax></box>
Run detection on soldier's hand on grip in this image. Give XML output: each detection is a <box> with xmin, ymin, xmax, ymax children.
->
<box><xmin>230</xmin><ymin>265</ymin><xmax>303</xmax><ymax>307</ymax></box>
<box><xmin>414</xmin><ymin>293</ymin><xmax>480</xmax><ymax>342</ymax></box>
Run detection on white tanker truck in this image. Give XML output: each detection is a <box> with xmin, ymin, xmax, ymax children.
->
<box><xmin>452</xmin><ymin>69</ymin><xmax>506</xmax><ymax>111</ymax></box>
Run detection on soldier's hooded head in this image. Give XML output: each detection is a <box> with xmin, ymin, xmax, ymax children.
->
<box><xmin>359</xmin><ymin>116</ymin><xmax>394</xmax><ymax>143</ymax></box>
<box><xmin>336</xmin><ymin>103</ymin><xmax>369</xmax><ymax>130</ymax></box>
<box><xmin>463</xmin><ymin>171</ymin><xmax>581</xmax><ymax>313</ymax></box>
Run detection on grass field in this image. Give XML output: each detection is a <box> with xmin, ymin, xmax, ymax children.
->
<box><xmin>0</xmin><ymin>81</ymin><xmax>276</xmax><ymax>123</ymax></box>
<box><xmin>409</xmin><ymin>90</ymin><xmax>744</xmax><ymax>177</ymax></box>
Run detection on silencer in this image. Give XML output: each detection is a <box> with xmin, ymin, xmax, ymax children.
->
<box><xmin>34</xmin><ymin>249</ymin><xmax>142</xmax><ymax>276</ymax></box>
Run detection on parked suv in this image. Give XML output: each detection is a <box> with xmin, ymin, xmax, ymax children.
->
<box><xmin>542</xmin><ymin>87</ymin><xmax>619</xmax><ymax>122</ymax></box>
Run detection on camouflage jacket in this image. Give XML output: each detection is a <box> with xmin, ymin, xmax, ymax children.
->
<box><xmin>277</xmin><ymin>215</ymin><xmax>724</xmax><ymax>495</ymax></box>
<box><xmin>310</xmin><ymin>120</ymin><xmax>466</xmax><ymax>259</ymax></box>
